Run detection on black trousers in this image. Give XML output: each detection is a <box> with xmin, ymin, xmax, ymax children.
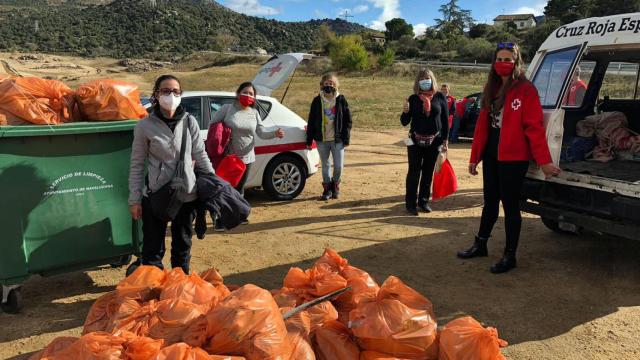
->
<box><xmin>141</xmin><ymin>196</ymin><xmax>197</xmax><ymax>274</ymax></box>
<box><xmin>235</xmin><ymin>162</ymin><xmax>253</xmax><ymax>197</ymax></box>
<box><xmin>405</xmin><ymin>144</ymin><xmax>440</xmax><ymax>208</ymax></box>
<box><xmin>477</xmin><ymin>154</ymin><xmax>529</xmax><ymax>254</ymax></box>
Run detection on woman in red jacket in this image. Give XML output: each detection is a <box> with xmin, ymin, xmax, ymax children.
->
<box><xmin>457</xmin><ymin>43</ymin><xmax>561</xmax><ymax>273</ymax></box>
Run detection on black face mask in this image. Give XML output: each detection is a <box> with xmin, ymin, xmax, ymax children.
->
<box><xmin>322</xmin><ymin>85</ymin><xmax>336</xmax><ymax>94</ymax></box>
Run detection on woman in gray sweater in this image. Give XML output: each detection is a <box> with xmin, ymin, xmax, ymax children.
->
<box><xmin>128</xmin><ymin>75</ymin><xmax>214</xmax><ymax>274</ymax></box>
<box><xmin>210</xmin><ymin>81</ymin><xmax>284</xmax><ymax>230</ymax></box>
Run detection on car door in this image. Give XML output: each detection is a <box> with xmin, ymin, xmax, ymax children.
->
<box><xmin>180</xmin><ymin>96</ymin><xmax>207</xmax><ymax>138</ymax></box>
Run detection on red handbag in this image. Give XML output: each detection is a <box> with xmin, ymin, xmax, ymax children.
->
<box><xmin>215</xmin><ymin>155</ymin><xmax>246</xmax><ymax>188</ymax></box>
<box><xmin>432</xmin><ymin>159</ymin><xmax>457</xmax><ymax>201</ymax></box>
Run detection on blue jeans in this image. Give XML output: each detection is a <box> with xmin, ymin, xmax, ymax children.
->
<box><xmin>316</xmin><ymin>141</ymin><xmax>345</xmax><ymax>184</ymax></box>
<box><xmin>450</xmin><ymin>115</ymin><xmax>461</xmax><ymax>142</ymax></box>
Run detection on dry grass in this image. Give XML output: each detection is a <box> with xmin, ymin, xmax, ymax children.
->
<box><xmin>143</xmin><ymin>63</ymin><xmax>487</xmax><ymax>129</ymax></box>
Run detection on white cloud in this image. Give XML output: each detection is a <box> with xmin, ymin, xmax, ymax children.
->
<box><xmin>513</xmin><ymin>2</ymin><xmax>546</xmax><ymax>16</ymax></box>
<box><xmin>367</xmin><ymin>0</ymin><xmax>401</xmax><ymax>30</ymax></box>
<box><xmin>353</xmin><ymin>5</ymin><xmax>369</xmax><ymax>14</ymax></box>
<box><xmin>413</xmin><ymin>23</ymin><xmax>428</xmax><ymax>38</ymax></box>
<box><xmin>226</xmin><ymin>0</ymin><xmax>280</xmax><ymax>16</ymax></box>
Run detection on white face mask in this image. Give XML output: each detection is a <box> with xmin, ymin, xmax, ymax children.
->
<box><xmin>158</xmin><ymin>94</ymin><xmax>181</xmax><ymax>112</ymax></box>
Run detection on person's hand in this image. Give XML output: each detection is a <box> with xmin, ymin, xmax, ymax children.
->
<box><xmin>130</xmin><ymin>204</ymin><xmax>142</xmax><ymax>220</ymax></box>
<box><xmin>468</xmin><ymin>163</ymin><xmax>478</xmax><ymax>176</ymax></box>
<box><xmin>275</xmin><ymin>128</ymin><xmax>285</xmax><ymax>138</ymax></box>
<box><xmin>540</xmin><ymin>163</ymin><xmax>561</xmax><ymax>177</ymax></box>
<box><xmin>442</xmin><ymin>140</ymin><xmax>448</xmax><ymax>152</ymax></box>
<box><xmin>403</xmin><ymin>98</ymin><xmax>409</xmax><ymax>113</ymax></box>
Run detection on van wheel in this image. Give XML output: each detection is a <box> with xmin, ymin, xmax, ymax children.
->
<box><xmin>541</xmin><ymin>217</ymin><xmax>580</xmax><ymax>235</ymax></box>
<box><xmin>1</xmin><ymin>287</ymin><xmax>23</xmax><ymax>314</ymax></box>
<box><xmin>263</xmin><ymin>155</ymin><xmax>307</xmax><ymax>201</ymax></box>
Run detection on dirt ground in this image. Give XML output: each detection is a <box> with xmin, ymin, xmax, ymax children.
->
<box><xmin>1</xmin><ymin>52</ymin><xmax>640</xmax><ymax>359</ymax></box>
<box><xmin>1</xmin><ymin>129</ymin><xmax>639</xmax><ymax>360</ymax></box>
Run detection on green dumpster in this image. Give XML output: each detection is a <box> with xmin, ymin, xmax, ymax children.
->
<box><xmin>0</xmin><ymin>121</ymin><xmax>142</xmax><ymax>313</ymax></box>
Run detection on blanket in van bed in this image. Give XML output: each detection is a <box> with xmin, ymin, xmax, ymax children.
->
<box><xmin>576</xmin><ymin>111</ymin><xmax>640</xmax><ymax>162</ymax></box>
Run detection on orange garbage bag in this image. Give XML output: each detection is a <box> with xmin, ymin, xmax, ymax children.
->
<box><xmin>360</xmin><ymin>351</ymin><xmax>415</xmax><ymax>360</ymax></box>
<box><xmin>83</xmin><ymin>291</ymin><xmax>141</xmax><ymax>334</ymax></box>
<box><xmin>314</xmin><ymin>320</ymin><xmax>361</xmax><ymax>360</ymax></box>
<box><xmin>0</xmin><ymin>77</ymin><xmax>74</xmax><ymax>124</ymax></box>
<box><xmin>28</xmin><ymin>337</ymin><xmax>78</xmax><ymax>360</ymax></box>
<box><xmin>333</xmin><ymin>264</ymin><xmax>379</xmax><ymax>322</ymax></box>
<box><xmin>161</xmin><ymin>270</ymin><xmax>227</xmax><ymax>312</ymax></box>
<box><xmin>349</xmin><ymin>276</ymin><xmax>438</xmax><ymax>359</ymax></box>
<box><xmin>315</xmin><ymin>248</ymin><xmax>349</xmax><ymax>272</ymax></box>
<box><xmin>122</xmin><ymin>335</ymin><xmax>164</xmax><ymax>360</ymax></box>
<box><xmin>36</xmin><ymin>332</ymin><xmax>127</xmax><ymax>360</ymax></box>
<box><xmin>271</xmin><ymin>287</ymin><xmax>299</xmax><ymax>308</ymax></box>
<box><xmin>116</xmin><ymin>265</ymin><xmax>166</xmax><ymax>301</ymax></box>
<box><xmin>283</xmin><ymin>264</ymin><xmax>348</xmax><ymax>300</ymax></box>
<box><xmin>75</xmin><ymin>79</ymin><xmax>147</xmax><ymax>121</ymax></box>
<box><xmin>113</xmin><ymin>299</ymin><xmax>204</xmax><ymax>345</ymax></box>
<box><xmin>182</xmin><ymin>285</ymin><xmax>291</xmax><ymax>360</ymax></box>
<box><xmin>281</xmin><ymin>308</ymin><xmax>316</xmax><ymax>360</ymax></box>
<box><xmin>438</xmin><ymin>316</ymin><xmax>508</xmax><ymax>360</ymax></box>
<box><xmin>306</xmin><ymin>300</ymin><xmax>339</xmax><ymax>333</ymax></box>
<box><xmin>156</xmin><ymin>343</ymin><xmax>245</xmax><ymax>360</ymax></box>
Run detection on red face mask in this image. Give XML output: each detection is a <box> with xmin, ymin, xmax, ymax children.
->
<box><xmin>239</xmin><ymin>94</ymin><xmax>255</xmax><ymax>107</ymax></box>
<box><xmin>494</xmin><ymin>61</ymin><xmax>515</xmax><ymax>77</ymax></box>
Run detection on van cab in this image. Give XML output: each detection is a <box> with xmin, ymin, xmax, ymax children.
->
<box><xmin>523</xmin><ymin>12</ymin><xmax>640</xmax><ymax>240</ymax></box>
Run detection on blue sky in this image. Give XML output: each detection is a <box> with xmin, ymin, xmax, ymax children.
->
<box><xmin>219</xmin><ymin>0</ymin><xmax>549</xmax><ymax>34</ymax></box>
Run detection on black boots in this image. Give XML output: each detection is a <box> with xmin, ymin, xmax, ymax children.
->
<box><xmin>321</xmin><ymin>183</ymin><xmax>332</xmax><ymax>200</ymax></box>
<box><xmin>332</xmin><ymin>181</ymin><xmax>340</xmax><ymax>199</ymax></box>
<box><xmin>490</xmin><ymin>250</ymin><xmax>517</xmax><ymax>274</ymax></box>
<box><xmin>457</xmin><ymin>236</ymin><xmax>489</xmax><ymax>259</ymax></box>
<box><xmin>458</xmin><ymin>236</ymin><xmax>518</xmax><ymax>273</ymax></box>
<box><xmin>418</xmin><ymin>202</ymin><xmax>432</xmax><ymax>213</ymax></box>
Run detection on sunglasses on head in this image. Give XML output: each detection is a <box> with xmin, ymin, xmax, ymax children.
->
<box><xmin>497</xmin><ymin>42</ymin><xmax>514</xmax><ymax>50</ymax></box>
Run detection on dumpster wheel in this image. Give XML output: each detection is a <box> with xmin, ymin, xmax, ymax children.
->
<box><xmin>1</xmin><ymin>285</ymin><xmax>23</xmax><ymax>314</ymax></box>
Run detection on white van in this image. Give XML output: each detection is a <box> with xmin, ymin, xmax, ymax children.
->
<box><xmin>523</xmin><ymin>12</ymin><xmax>640</xmax><ymax>240</ymax></box>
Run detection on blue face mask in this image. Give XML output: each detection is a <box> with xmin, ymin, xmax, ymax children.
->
<box><xmin>419</xmin><ymin>79</ymin><xmax>432</xmax><ymax>91</ymax></box>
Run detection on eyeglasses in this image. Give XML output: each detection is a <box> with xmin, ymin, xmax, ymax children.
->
<box><xmin>497</xmin><ymin>42</ymin><xmax>514</xmax><ymax>50</ymax></box>
<box><xmin>158</xmin><ymin>88</ymin><xmax>182</xmax><ymax>96</ymax></box>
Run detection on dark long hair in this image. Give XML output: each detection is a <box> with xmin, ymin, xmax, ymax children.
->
<box><xmin>236</xmin><ymin>81</ymin><xmax>258</xmax><ymax>108</ymax></box>
<box><xmin>151</xmin><ymin>74</ymin><xmax>182</xmax><ymax>108</ymax></box>
<box><xmin>481</xmin><ymin>44</ymin><xmax>526</xmax><ymax>111</ymax></box>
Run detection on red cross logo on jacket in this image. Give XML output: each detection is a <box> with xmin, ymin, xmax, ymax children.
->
<box><xmin>511</xmin><ymin>98</ymin><xmax>522</xmax><ymax>111</ymax></box>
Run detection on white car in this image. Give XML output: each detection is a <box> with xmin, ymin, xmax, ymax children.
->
<box><xmin>177</xmin><ymin>54</ymin><xmax>320</xmax><ymax>200</ymax></box>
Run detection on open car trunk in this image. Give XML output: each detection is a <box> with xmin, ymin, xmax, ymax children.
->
<box><xmin>558</xmin><ymin>47</ymin><xmax>640</xmax><ymax>195</ymax></box>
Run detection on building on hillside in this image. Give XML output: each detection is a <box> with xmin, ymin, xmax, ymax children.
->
<box><xmin>493</xmin><ymin>14</ymin><xmax>537</xmax><ymax>30</ymax></box>
<box><xmin>369</xmin><ymin>32</ymin><xmax>386</xmax><ymax>45</ymax></box>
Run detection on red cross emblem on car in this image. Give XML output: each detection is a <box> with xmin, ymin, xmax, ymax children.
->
<box><xmin>511</xmin><ymin>98</ymin><xmax>522</xmax><ymax>111</ymax></box>
<box><xmin>268</xmin><ymin>62</ymin><xmax>283</xmax><ymax>77</ymax></box>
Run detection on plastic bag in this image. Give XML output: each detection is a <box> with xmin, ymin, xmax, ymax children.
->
<box><xmin>28</xmin><ymin>337</ymin><xmax>78</xmax><ymax>360</ymax></box>
<box><xmin>113</xmin><ymin>299</ymin><xmax>204</xmax><ymax>345</ymax></box>
<box><xmin>360</xmin><ymin>351</ymin><xmax>413</xmax><ymax>360</ymax></box>
<box><xmin>438</xmin><ymin>316</ymin><xmax>507</xmax><ymax>360</ymax></box>
<box><xmin>83</xmin><ymin>291</ymin><xmax>141</xmax><ymax>334</ymax></box>
<box><xmin>281</xmin><ymin>308</ymin><xmax>316</xmax><ymax>360</ymax></box>
<box><xmin>122</xmin><ymin>335</ymin><xmax>164</xmax><ymax>360</ymax></box>
<box><xmin>75</xmin><ymin>79</ymin><xmax>147</xmax><ymax>121</ymax></box>
<box><xmin>306</xmin><ymin>300</ymin><xmax>339</xmax><ymax>333</ymax></box>
<box><xmin>349</xmin><ymin>276</ymin><xmax>438</xmax><ymax>359</ymax></box>
<box><xmin>161</xmin><ymin>269</ymin><xmax>227</xmax><ymax>313</ymax></box>
<box><xmin>283</xmin><ymin>265</ymin><xmax>348</xmax><ymax>301</ymax></box>
<box><xmin>182</xmin><ymin>285</ymin><xmax>291</xmax><ymax>360</ymax></box>
<box><xmin>432</xmin><ymin>159</ymin><xmax>457</xmax><ymax>201</ymax></box>
<box><xmin>215</xmin><ymin>155</ymin><xmax>247</xmax><ymax>188</ymax></box>
<box><xmin>116</xmin><ymin>265</ymin><xmax>167</xmax><ymax>301</ymax></box>
<box><xmin>155</xmin><ymin>343</ymin><xmax>245</xmax><ymax>360</ymax></box>
<box><xmin>35</xmin><ymin>332</ymin><xmax>127</xmax><ymax>360</ymax></box>
<box><xmin>314</xmin><ymin>320</ymin><xmax>361</xmax><ymax>360</ymax></box>
<box><xmin>0</xmin><ymin>77</ymin><xmax>74</xmax><ymax>125</ymax></box>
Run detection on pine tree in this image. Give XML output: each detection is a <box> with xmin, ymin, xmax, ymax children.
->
<box><xmin>434</xmin><ymin>0</ymin><xmax>474</xmax><ymax>36</ymax></box>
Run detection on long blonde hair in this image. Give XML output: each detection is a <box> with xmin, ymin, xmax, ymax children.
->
<box><xmin>413</xmin><ymin>68</ymin><xmax>439</xmax><ymax>94</ymax></box>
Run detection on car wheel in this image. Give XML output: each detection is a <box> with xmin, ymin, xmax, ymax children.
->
<box><xmin>1</xmin><ymin>286</ymin><xmax>23</xmax><ymax>314</ymax></box>
<box><xmin>263</xmin><ymin>155</ymin><xmax>307</xmax><ymax>201</ymax></box>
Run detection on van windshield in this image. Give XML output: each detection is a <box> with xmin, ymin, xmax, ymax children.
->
<box><xmin>532</xmin><ymin>46</ymin><xmax>582</xmax><ymax>108</ymax></box>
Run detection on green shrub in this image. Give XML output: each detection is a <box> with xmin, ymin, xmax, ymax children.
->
<box><xmin>328</xmin><ymin>35</ymin><xmax>370</xmax><ymax>71</ymax></box>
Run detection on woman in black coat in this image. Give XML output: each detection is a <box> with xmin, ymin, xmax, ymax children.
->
<box><xmin>401</xmin><ymin>68</ymin><xmax>449</xmax><ymax>215</ymax></box>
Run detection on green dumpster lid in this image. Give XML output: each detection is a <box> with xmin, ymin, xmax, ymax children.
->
<box><xmin>0</xmin><ymin>120</ymin><xmax>139</xmax><ymax>138</ymax></box>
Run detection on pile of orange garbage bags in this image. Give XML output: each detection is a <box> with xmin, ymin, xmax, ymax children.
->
<box><xmin>0</xmin><ymin>76</ymin><xmax>147</xmax><ymax>125</ymax></box>
<box><xmin>30</xmin><ymin>249</ymin><xmax>508</xmax><ymax>360</ymax></box>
